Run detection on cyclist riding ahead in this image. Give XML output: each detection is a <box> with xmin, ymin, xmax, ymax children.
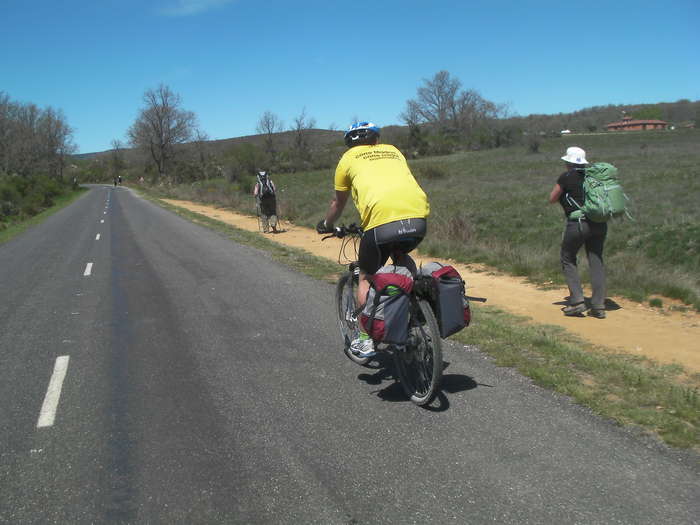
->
<box><xmin>317</xmin><ymin>122</ymin><xmax>430</xmax><ymax>358</ymax></box>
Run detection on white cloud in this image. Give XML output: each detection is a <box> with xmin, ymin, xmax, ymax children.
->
<box><xmin>158</xmin><ymin>0</ymin><xmax>234</xmax><ymax>17</ymax></box>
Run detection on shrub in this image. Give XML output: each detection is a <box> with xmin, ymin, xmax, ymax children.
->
<box><xmin>527</xmin><ymin>134</ymin><xmax>541</xmax><ymax>153</ymax></box>
<box><xmin>0</xmin><ymin>182</ymin><xmax>21</xmax><ymax>220</ymax></box>
<box><xmin>21</xmin><ymin>192</ymin><xmax>44</xmax><ymax>216</ymax></box>
<box><xmin>0</xmin><ymin>175</ymin><xmax>71</xmax><ymax>223</ymax></box>
<box><xmin>416</xmin><ymin>163</ymin><xmax>448</xmax><ymax>179</ymax></box>
<box><xmin>649</xmin><ymin>298</ymin><xmax>663</xmax><ymax>308</ymax></box>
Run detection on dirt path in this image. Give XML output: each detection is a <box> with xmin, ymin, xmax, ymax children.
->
<box><xmin>163</xmin><ymin>199</ymin><xmax>700</xmax><ymax>374</ymax></box>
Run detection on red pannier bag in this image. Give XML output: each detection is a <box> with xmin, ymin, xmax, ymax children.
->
<box><xmin>418</xmin><ymin>262</ymin><xmax>470</xmax><ymax>337</ymax></box>
<box><xmin>360</xmin><ymin>265</ymin><xmax>413</xmax><ymax>345</ymax></box>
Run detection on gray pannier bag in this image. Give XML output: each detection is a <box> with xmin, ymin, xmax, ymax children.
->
<box><xmin>418</xmin><ymin>262</ymin><xmax>471</xmax><ymax>338</ymax></box>
<box><xmin>360</xmin><ymin>265</ymin><xmax>414</xmax><ymax>345</ymax></box>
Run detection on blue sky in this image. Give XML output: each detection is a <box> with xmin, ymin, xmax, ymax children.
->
<box><xmin>2</xmin><ymin>0</ymin><xmax>698</xmax><ymax>153</ymax></box>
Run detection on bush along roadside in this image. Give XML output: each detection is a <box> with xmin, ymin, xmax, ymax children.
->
<box><xmin>0</xmin><ymin>175</ymin><xmax>79</xmax><ymax>230</ymax></box>
<box><xmin>0</xmin><ymin>182</ymin><xmax>86</xmax><ymax>245</ymax></box>
<box><xmin>145</xmin><ymin>192</ymin><xmax>699</xmax><ymax>451</ymax></box>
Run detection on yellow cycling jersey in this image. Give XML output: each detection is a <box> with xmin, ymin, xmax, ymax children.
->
<box><xmin>334</xmin><ymin>144</ymin><xmax>430</xmax><ymax>231</ymax></box>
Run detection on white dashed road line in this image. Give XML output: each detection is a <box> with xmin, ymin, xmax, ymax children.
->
<box><xmin>84</xmin><ymin>263</ymin><xmax>93</xmax><ymax>276</ymax></box>
<box><xmin>37</xmin><ymin>356</ymin><xmax>70</xmax><ymax>428</ymax></box>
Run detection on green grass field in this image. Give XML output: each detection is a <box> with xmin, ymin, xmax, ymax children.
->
<box><xmin>156</xmin><ymin>128</ymin><xmax>700</xmax><ymax>310</ymax></box>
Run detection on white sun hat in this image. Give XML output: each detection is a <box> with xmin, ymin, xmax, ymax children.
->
<box><xmin>561</xmin><ymin>146</ymin><xmax>588</xmax><ymax>165</ymax></box>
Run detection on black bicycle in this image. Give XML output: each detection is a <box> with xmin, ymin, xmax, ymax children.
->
<box><xmin>323</xmin><ymin>224</ymin><xmax>443</xmax><ymax>406</ymax></box>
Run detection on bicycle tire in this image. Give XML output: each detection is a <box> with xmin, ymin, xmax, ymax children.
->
<box><xmin>335</xmin><ymin>273</ymin><xmax>370</xmax><ymax>366</ymax></box>
<box><xmin>394</xmin><ymin>298</ymin><xmax>443</xmax><ymax>406</ymax></box>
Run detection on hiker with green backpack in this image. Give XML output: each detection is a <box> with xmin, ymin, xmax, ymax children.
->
<box><xmin>548</xmin><ymin>146</ymin><xmax>628</xmax><ymax>319</ymax></box>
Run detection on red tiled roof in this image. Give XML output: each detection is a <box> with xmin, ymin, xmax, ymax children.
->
<box><xmin>606</xmin><ymin>119</ymin><xmax>668</xmax><ymax>127</ymax></box>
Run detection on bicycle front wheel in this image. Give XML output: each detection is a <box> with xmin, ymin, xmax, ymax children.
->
<box><xmin>394</xmin><ymin>298</ymin><xmax>443</xmax><ymax>406</ymax></box>
<box><xmin>335</xmin><ymin>272</ymin><xmax>370</xmax><ymax>366</ymax></box>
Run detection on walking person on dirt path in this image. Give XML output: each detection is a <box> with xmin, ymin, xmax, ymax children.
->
<box><xmin>549</xmin><ymin>146</ymin><xmax>607</xmax><ymax>319</ymax></box>
<box><xmin>316</xmin><ymin>121</ymin><xmax>430</xmax><ymax>357</ymax></box>
<box><xmin>253</xmin><ymin>170</ymin><xmax>278</xmax><ymax>233</ymax></box>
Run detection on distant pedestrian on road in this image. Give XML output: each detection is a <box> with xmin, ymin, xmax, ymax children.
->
<box><xmin>253</xmin><ymin>170</ymin><xmax>278</xmax><ymax>233</ymax></box>
<box><xmin>548</xmin><ymin>146</ymin><xmax>607</xmax><ymax>319</ymax></box>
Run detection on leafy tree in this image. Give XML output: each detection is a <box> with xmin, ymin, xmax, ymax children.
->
<box><xmin>632</xmin><ymin>106</ymin><xmax>663</xmax><ymax>120</ymax></box>
<box><xmin>226</xmin><ymin>143</ymin><xmax>264</xmax><ymax>184</ymax></box>
<box><xmin>406</xmin><ymin>122</ymin><xmax>429</xmax><ymax>157</ymax></box>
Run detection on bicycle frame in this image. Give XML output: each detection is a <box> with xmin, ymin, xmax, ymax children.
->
<box><xmin>324</xmin><ymin>224</ymin><xmax>443</xmax><ymax>406</ymax></box>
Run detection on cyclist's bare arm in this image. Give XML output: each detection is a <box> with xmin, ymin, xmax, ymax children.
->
<box><xmin>324</xmin><ymin>190</ymin><xmax>350</xmax><ymax>227</ymax></box>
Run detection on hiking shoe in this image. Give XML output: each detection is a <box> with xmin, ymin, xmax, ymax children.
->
<box><xmin>350</xmin><ymin>337</ymin><xmax>376</xmax><ymax>358</ymax></box>
<box><xmin>588</xmin><ymin>309</ymin><xmax>606</xmax><ymax>319</ymax></box>
<box><xmin>563</xmin><ymin>302</ymin><xmax>587</xmax><ymax>316</ymax></box>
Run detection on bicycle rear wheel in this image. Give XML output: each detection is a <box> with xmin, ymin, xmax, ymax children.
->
<box><xmin>335</xmin><ymin>272</ymin><xmax>370</xmax><ymax>366</ymax></box>
<box><xmin>394</xmin><ymin>298</ymin><xmax>443</xmax><ymax>406</ymax></box>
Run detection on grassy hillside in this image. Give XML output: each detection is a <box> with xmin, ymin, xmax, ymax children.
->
<box><xmin>152</xmin><ymin>129</ymin><xmax>700</xmax><ymax>310</ymax></box>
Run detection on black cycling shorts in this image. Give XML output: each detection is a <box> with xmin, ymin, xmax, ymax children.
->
<box><xmin>358</xmin><ymin>218</ymin><xmax>427</xmax><ymax>274</ymax></box>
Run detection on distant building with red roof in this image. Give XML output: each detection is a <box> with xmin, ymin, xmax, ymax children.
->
<box><xmin>606</xmin><ymin>116</ymin><xmax>668</xmax><ymax>131</ymax></box>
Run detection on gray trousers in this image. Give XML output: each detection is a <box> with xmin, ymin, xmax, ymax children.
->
<box><xmin>561</xmin><ymin>220</ymin><xmax>607</xmax><ymax>309</ymax></box>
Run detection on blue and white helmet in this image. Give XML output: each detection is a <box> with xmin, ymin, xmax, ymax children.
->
<box><xmin>344</xmin><ymin>121</ymin><xmax>380</xmax><ymax>147</ymax></box>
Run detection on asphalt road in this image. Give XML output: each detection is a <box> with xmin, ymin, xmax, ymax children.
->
<box><xmin>0</xmin><ymin>185</ymin><xmax>697</xmax><ymax>524</ymax></box>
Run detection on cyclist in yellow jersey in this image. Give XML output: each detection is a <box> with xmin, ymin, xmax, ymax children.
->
<box><xmin>317</xmin><ymin>122</ymin><xmax>430</xmax><ymax>357</ymax></box>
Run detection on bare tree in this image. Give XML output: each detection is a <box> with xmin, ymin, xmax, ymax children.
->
<box><xmin>401</xmin><ymin>71</ymin><xmax>461</xmax><ymax>131</ymax></box>
<box><xmin>290</xmin><ymin>107</ymin><xmax>316</xmax><ymax>161</ymax></box>
<box><xmin>401</xmin><ymin>70</ymin><xmax>506</xmax><ymax>145</ymax></box>
<box><xmin>256</xmin><ymin>110</ymin><xmax>283</xmax><ymax>159</ymax></box>
<box><xmin>192</xmin><ymin>128</ymin><xmax>211</xmax><ymax>178</ymax></box>
<box><xmin>110</xmin><ymin>139</ymin><xmax>125</xmax><ymax>176</ymax></box>
<box><xmin>12</xmin><ymin>102</ymin><xmax>42</xmax><ymax>177</ymax></box>
<box><xmin>38</xmin><ymin>107</ymin><xmax>75</xmax><ymax>178</ymax></box>
<box><xmin>0</xmin><ymin>93</ymin><xmax>74</xmax><ymax>178</ymax></box>
<box><xmin>127</xmin><ymin>84</ymin><xmax>197</xmax><ymax>181</ymax></box>
<box><xmin>0</xmin><ymin>92</ymin><xmax>14</xmax><ymax>174</ymax></box>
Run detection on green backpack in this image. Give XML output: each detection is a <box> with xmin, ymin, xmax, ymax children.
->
<box><xmin>568</xmin><ymin>162</ymin><xmax>629</xmax><ymax>223</ymax></box>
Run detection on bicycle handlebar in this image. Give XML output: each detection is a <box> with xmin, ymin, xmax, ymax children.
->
<box><xmin>321</xmin><ymin>223</ymin><xmax>363</xmax><ymax>241</ymax></box>
<box><xmin>321</xmin><ymin>224</ymin><xmax>487</xmax><ymax>303</ymax></box>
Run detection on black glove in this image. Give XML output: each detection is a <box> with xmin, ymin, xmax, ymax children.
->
<box><xmin>316</xmin><ymin>219</ymin><xmax>332</xmax><ymax>234</ymax></box>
